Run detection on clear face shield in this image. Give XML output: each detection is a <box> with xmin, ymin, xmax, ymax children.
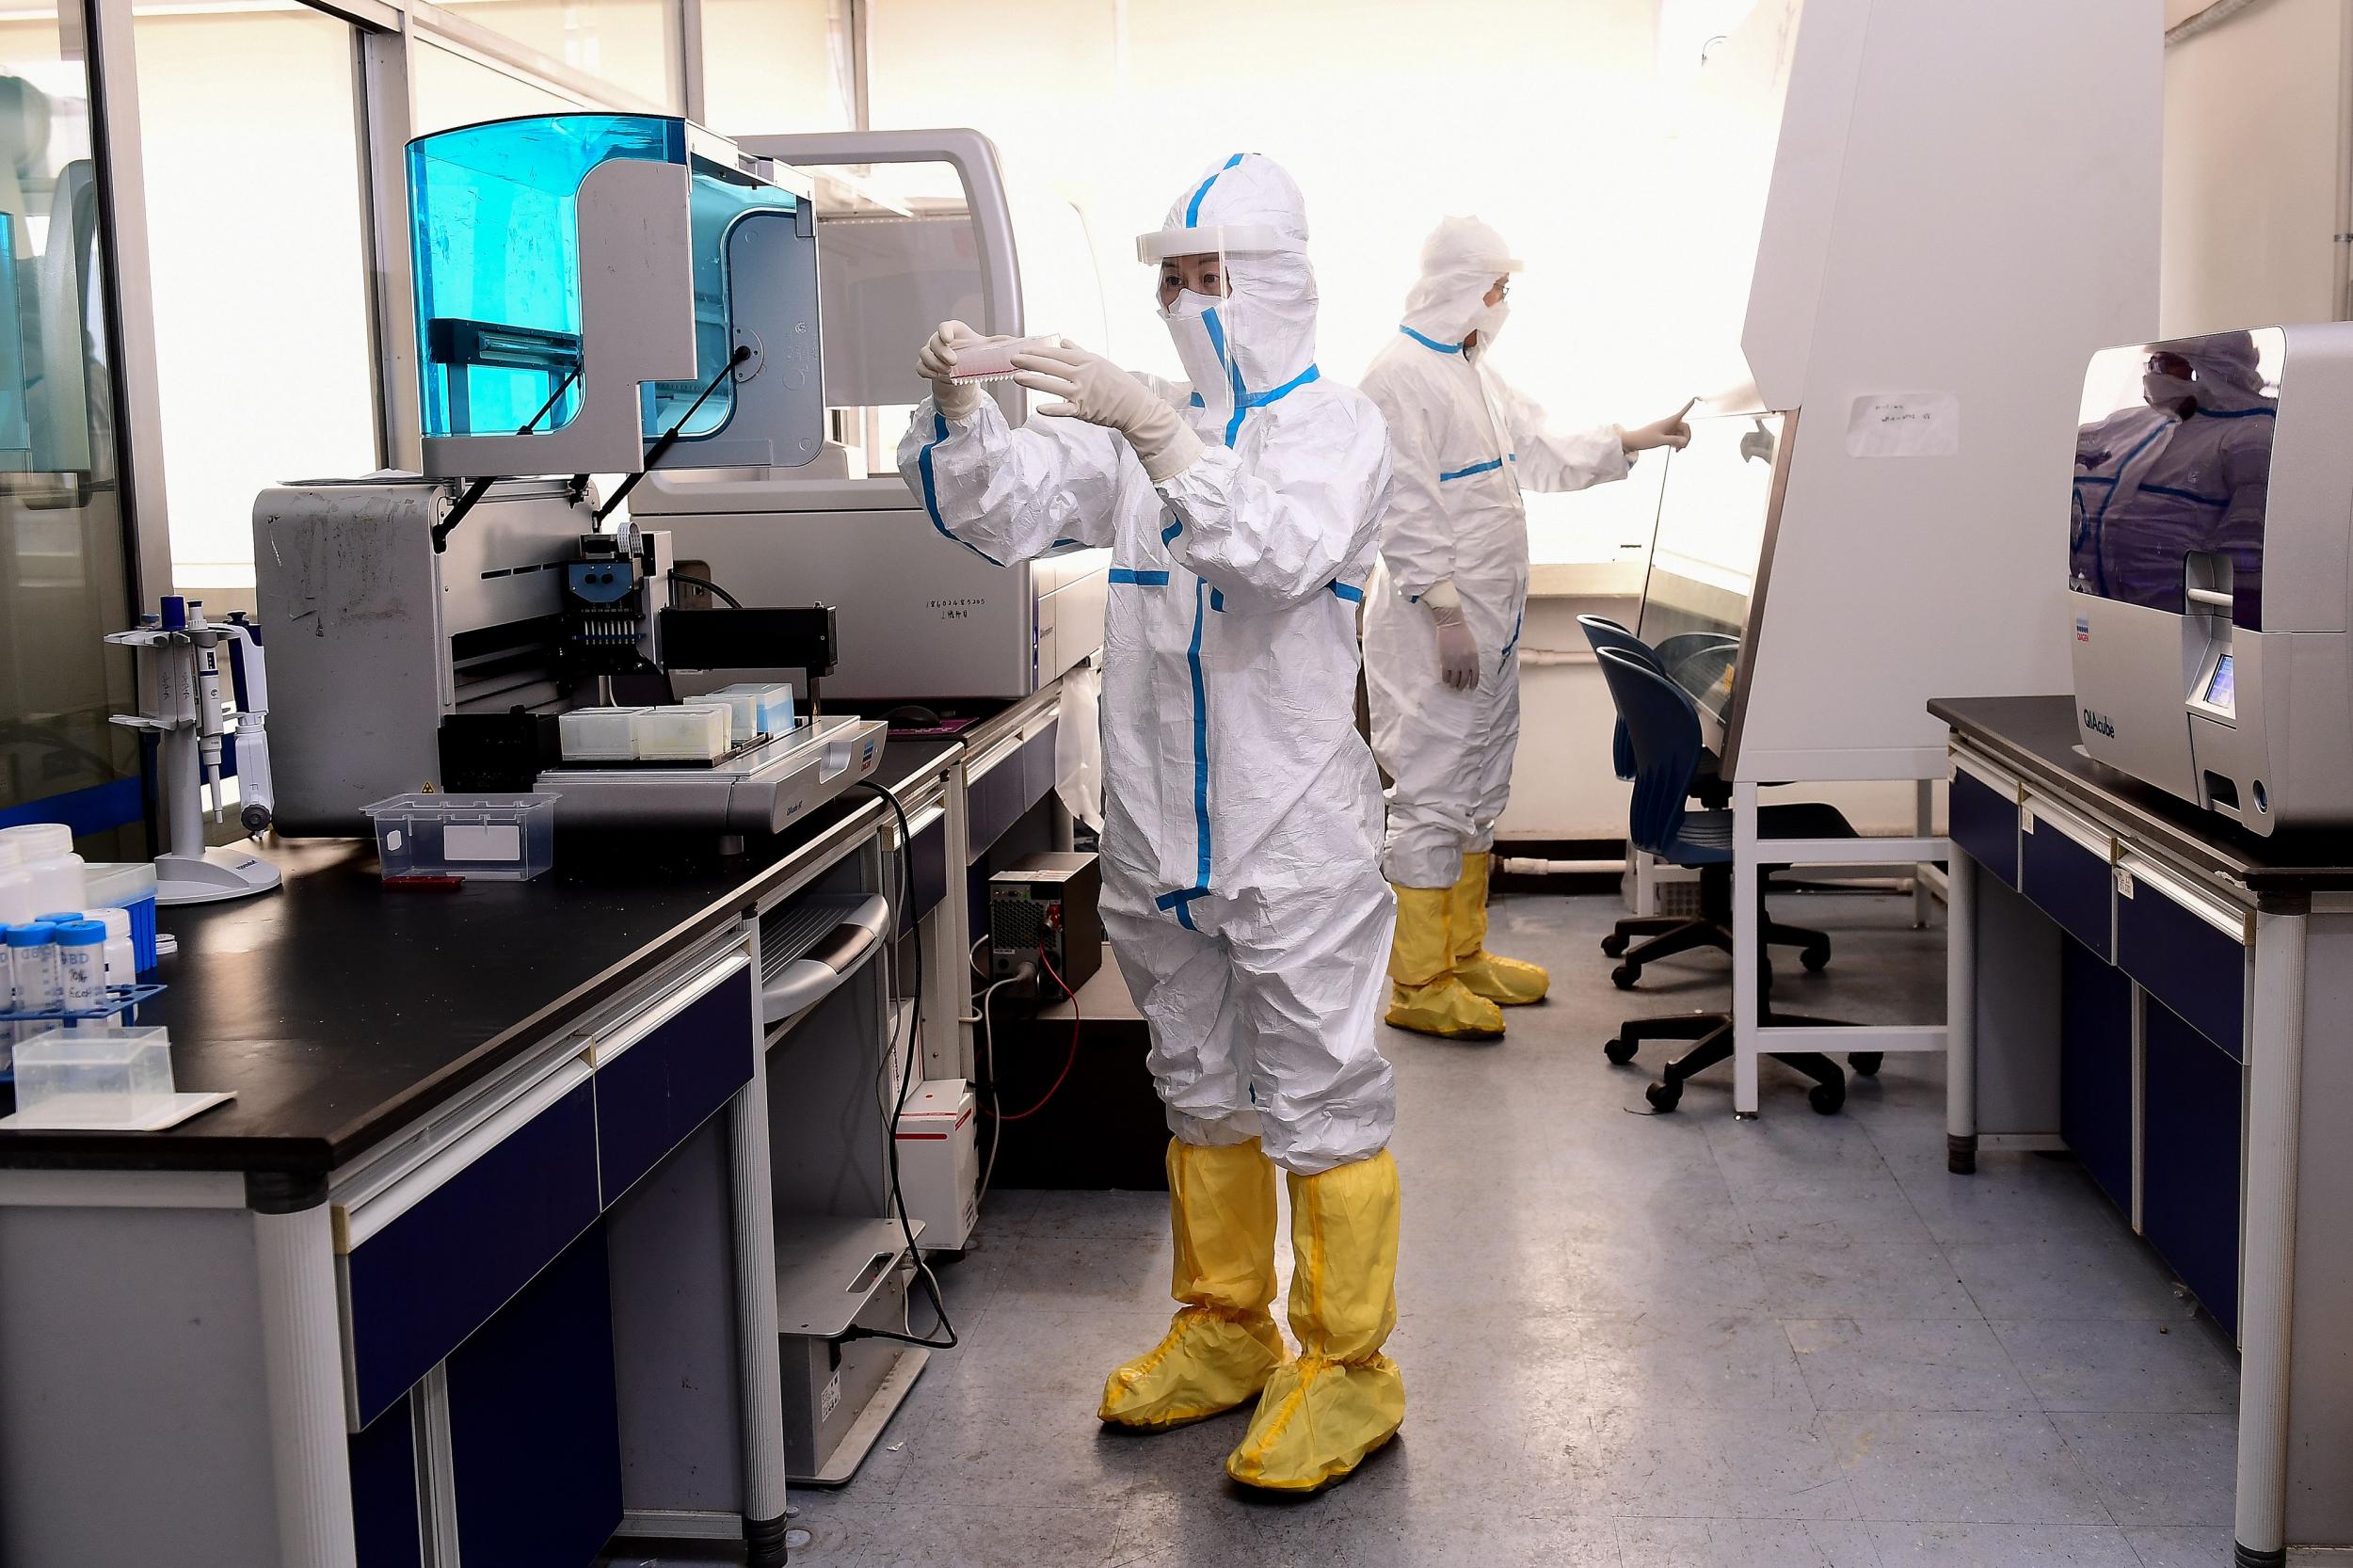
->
<box><xmin>1134</xmin><ymin>219</ymin><xmax>1287</xmax><ymax>406</ymax></box>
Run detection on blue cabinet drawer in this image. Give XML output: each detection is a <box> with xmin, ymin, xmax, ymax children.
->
<box><xmin>349</xmin><ymin>1393</ymin><xmax>422</xmax><ymax>1568</ymax></box>
<box><xmin>2115</xmin><ymin>860</ymin><xmax>2249</xmax><ymax>1061</ymax></box>
<box><xmin>1020</xmin><ymin>720</ymin><xmax>1060</xmax><ymax>808</ymax></box>
<box><xmin>966</xmin><ymin>739</ymin><xmax>1025</xmax><ymax>859</ymax></box>
<box><xmin>2020</xmin><ymin>801</ymin><xmax>2114</xmax><ymax>959</ymax></box>
<box><xmin>2058</xmin><ymin>933</ymin><xmax>2134</xmax><ymax>1216</ymax></box>
<box><xmin>2143</xmin><ymin>997</ymin><xmax>2243</xmax><ymax>1337</ymax></box>
<box><xmin>341</xmin><ymin>1065</ymin><xmax>600</xmax><ymax>1427</ymax></box>
<box><xmin>1949</xmin><ymin>760</ymin><xmax>2019</xmax><ymax>888</ymax></box>
<box><xmin>902</xmin><ymin>808</ymin><xmax>949</xmax><ymax>935</ymax></box>
<box><xmin>447</xmin><ymin>1225</ymin><xmax>624</xmax><ymax>1568</ymax></box>
<box><xmin>593</xmin><ymin>956</ymin><xmax>755</xmax><ymax>1204</ymax></box>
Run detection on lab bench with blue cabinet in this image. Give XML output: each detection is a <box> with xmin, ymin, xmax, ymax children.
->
<box><xmin>0</xmin><ymin>733</ymin><xmax>979</xmax><ymax>1568</ymax></box>
<box><xmin>1935</xmin><ymin>695</ymin><xmax>2353</xmax><ymax>1566</ymax></box>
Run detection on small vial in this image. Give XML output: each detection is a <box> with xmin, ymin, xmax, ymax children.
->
<box><xmin>6</xmin><ymin>921</ymin><xmax>60</xmax><ymax>1016</ymax></box>
<box><xmin>56</xmin><ymin>920</ymin><xmax>105</xmax><ymax>1015</ymax></box>
<box><xmin>94</xmin><ymin>907</ymin><xmax>134</xmax><ymax>985</ymax></box>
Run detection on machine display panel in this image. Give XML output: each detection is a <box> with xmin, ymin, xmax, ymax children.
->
<box><xmin>2069</xmin><ymin>328</ymin><xmax>2281</xmax><ymax>632</ymax></box>
<box><xmin>1636</xmin><ymin>409</ymin><xmax>1787</xmax><ymax>725</ymax></box>
<box><xmin>2204</xmin><ymin>651</ymin><xmax>2234</xmax><ymax>710</ymax></box>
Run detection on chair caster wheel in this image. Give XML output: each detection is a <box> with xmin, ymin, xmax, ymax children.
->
<box><xmin>1801</xmin><ymin>943</ymin><xmax>1831</xmax><ymax>972</ymax></box>
<box><xmin>1850</xmin><ymin>1052</ymin><xmax>1882</xmax><ymax>1078</ymax></box>
<box><xmin>1605</xmin><ymin>1037</ymin><xmax>1638</xmax><ymax>1065</ymax></box>
<box><xmin>1809</xmin><ymin>1081</ymin><xmax>1846</xmax><ymax>1115</ymax></box>
<box><xmin>1611</xmin><ymin>964</ymin><xmax>1639</xmax><ymax>990</ymax></box>
<box><xmin>1645</xmin><ymin>1079</ymin><xmax>1682</xmax><ymax>1112</ymax></box>
<box><xmin>1602</xmin><ymin>933</ymin><xmax>1629</xmax><ymax>958</ymax></box>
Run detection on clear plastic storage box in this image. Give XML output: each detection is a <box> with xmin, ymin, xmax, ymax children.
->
<box><xmin>557</xmin><ymin>706</ymin><xmax>648</xmax><ymax>762</ymax></box>
<box><xmin>712</xmin><ymin>681</ymin><xmax>794</xmax><ymax>741</ymax></box>
<box><xmin>360</xmin><ymin>793</ymin><xmax>558</xmax><ymax>881</ymax></box>
<box><xmin>12</xmin><ymin>1026</ymin><xmax>174</xmax><ymax>1119</ymax></box>
<box><xmin>633</xmin><ymin>704</ymin><xmax>731</xmax><ymax>761</ymax></box>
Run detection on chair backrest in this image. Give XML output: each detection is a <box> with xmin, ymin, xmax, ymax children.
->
<box><xmin>1577</xmin><ymin>615</ymin><xmax>1659</xmax><ymax>782</ymax></box>
<box><xmin>1594</xmin><ymin>646</ymin><xmax>1705</xmax><ymax>856</ymax></box>
<box><xmin>1653</xmin><ymin>632</ymin><xmax>1740</xmax><ymax>711</ymax></box>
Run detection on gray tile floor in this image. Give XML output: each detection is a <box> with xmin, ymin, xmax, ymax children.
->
<box><xmin>660</xmin><ymin>891</ymin><xmax>2261</xmax><ymax>1567</ymax></box>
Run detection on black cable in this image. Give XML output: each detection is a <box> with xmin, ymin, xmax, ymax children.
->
<box><xmin>846</xmin><ymin>776</ymin><xmax>958</xmax><ymax>1352</ymax></box>
<box><xmin>431</xmin><ymin>366</ymin><xmax>580</xmax><ymax>553</ymax></box>
<box><xmin>670</xmin><ymin>572</ymin><xmax>744</xmax><ymax>611</ymax></box>
<box><xmin>597</xmin><ymin>345</ymin><xmax>752</xmax><ymax>524</ymax></box>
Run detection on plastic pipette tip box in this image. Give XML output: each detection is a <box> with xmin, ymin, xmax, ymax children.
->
<box><xmin>947</xmin><ymin>335</ymin><xmax>1060</xmax><ymax>386</ymax></box>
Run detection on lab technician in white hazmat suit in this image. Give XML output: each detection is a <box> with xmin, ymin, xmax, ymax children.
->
<box><xmin>897</xmin><ymin>152</ymin><xmax>1405</xmax><ymax>1493</ymax></box>
<box><xmin>1363</xmin><ymin>216</ymin><xmax>1692</xmax><ymax>1040</ymax></box>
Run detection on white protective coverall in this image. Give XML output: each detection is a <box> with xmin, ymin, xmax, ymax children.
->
<box><xmin>897</xmin><ymin>155</ymin><xmax>1397</xmax><ymax>1176</ymax></box>
<box><xmin>1362</xmin><ymin>217</ymin><xmax>1633</xmax><ymax>894</ymax></box>
<box><xmin>899</xmin><ymin>155</ymin><xmax>1408</xmax><ymax>1493</ymax></box>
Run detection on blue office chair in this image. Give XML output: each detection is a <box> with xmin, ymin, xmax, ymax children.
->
<box><xmin>1593</xmin><ymin>646</ymin><xmax>1876</xmax><ymax>1114</ymax></box>
<box><xmin>1576</xmin><ymin>616</ymin><xmax>1832</xmax><ymax>984</ymax></box>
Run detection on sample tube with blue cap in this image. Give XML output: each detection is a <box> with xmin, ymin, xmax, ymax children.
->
<box><xmin>56</xmin><ymin>920</ymin><xmax>105</xmax><ymax>1015</ymax></box>
<box><xmin>8</xmin><ymin>920</ymin><xmax>61</xmax><ymax>1018</ymax></box>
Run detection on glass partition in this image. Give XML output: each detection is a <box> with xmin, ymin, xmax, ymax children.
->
<box><xmin>0</xmin><ymin>12</ymin><xmax>138</xmax><ymax>850</ymax></box>
<box><xmin>1636</xmin><ymin>408</ymin><xmax>1786</xmax><ymax>723</ymax></box>
<box><xmin>2069</xmin><ymin>328</ymin><xmax>2281</xmax><ymax>631</ymax></box>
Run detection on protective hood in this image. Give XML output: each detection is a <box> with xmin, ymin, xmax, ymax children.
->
<box><xmin>2179</xmin><ymin>331</ymin><xmax>2270</xmax><ymax>414</ymax></box>
<box><xmin>1144</xmin><ymin>153</ymin><xmax>1319</xmax><ymax>418</ymax></box>
<box><xmin>1399</xmin><ymin>216</ymin><xmax>1524</xmax><ymax>353</ymax></box>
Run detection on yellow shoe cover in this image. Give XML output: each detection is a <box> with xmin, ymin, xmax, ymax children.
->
<box><xmin>1449</xmin><ymin>852</ymin><xmax>1549</xmax><ymax>1005</ymax></box>
<box><xmin>1385</xmin><ymin>977</ymin><xmax>1504</xmax><ymax>1039</ymax></box>
<box><xmin>1099</xmin><ymin>1138</ymin><xmax>1289</xmax><ymax>1431</ymax></box>
<box><xmin>1385</xmin><ymin>882</ymin><xmax>1505</xmax><ymax>1037</ymax></box>
<box><xmin>1226</xmin><ymin>1150</ymin><xmax>1405</xmax><ymax>1492</ymax></box>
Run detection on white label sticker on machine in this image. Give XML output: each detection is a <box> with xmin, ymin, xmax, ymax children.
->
<box><xmin>445</xmin><ymin>824</ymin><xmax>522</xmax><ymax>862</ymax></box>
<box><xmin>1846</xmin><ymin>392</ymin><xmax>1961</xmax><ymax>457</ymax></box>
<box><xmin>820</xmin><ymin>1369</ymin><xmax>842</xmax><ymax>1423</ymax></box>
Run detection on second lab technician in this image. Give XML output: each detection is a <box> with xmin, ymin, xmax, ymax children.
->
<box><xmin>1364</xmin><ymin>217</ymin><xmax>1692</xmax><ymax>1040</ymax></box>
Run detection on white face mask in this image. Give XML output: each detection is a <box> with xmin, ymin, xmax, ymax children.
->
<box><xmin>1161</xmin><ymin>286</ymin><xmax>1235</xmax><ymax>403</ymax></box>
<box><xmin>2143</xmin><ymin>372</ymin><xmax>2197</xmax><ymax>409</ymax></box>
<box><xmin>1471</xmin><ymin>298</ymin><xmax>1510</xmax><ymax>349</ymax></box>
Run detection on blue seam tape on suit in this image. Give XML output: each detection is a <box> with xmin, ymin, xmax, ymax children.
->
<box><xmin>1184</xmin><ymin>152</ymin><xmax>1244</xmax><ymax>228</ymax></box>
<box><xmin>1439</xmin><ymin>456</ymin><xmax>1506</xmax><ymax>482</ymax></box>
<box><xmin>1399</xmin><ymin>324</ymin><xmax>1463</xmax><ymax>354</ymax></box>
<box><xmin>1108</xmin><ymin>568</ymin><xmax>1170</xmax><ymax>585</ymax></box>
<box><xmin>917</xmin><ymin>411</ymin><xmax>1003</xmax><ymax>566</ymax></box>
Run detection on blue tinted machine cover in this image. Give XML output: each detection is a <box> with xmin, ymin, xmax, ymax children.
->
<box><xmin>408</xmin><ymin>113</ymin><xmax>823</xmax><ymax>479</ymax></box>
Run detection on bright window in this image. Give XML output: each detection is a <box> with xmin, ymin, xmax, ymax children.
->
<box><xmin>413</xmin><ymin>40</ymin><xmax>579</xmax><ymax>136</ymax></box>
<box><xmin>699</xmin><ymin>0</ymin><xmax>845</xmax><ymax>137</ymax></box>
<box><xmin>861</xmin><ymin>0</ymin><xmax>1704</xmax><ymax>565</ymax></box>
<box><xmin>435</xmin><ymin>0</ymin><xmax>677</xmax><ymax>113</ymax></box>
<box><xmin>136</xmin><ymin>0</ymin><xmax>377</xmax><ymax>598</ymax></box>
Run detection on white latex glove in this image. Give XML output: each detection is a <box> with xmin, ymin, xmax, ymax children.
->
<box><xmin>917</xmin><ymin>320</ymin><xmax>1006</xmax><ymax>421</ymax></box>
<box><xmin>1012</xmin><ymin>339</ymin><xmax>1205</xmax><ymax>483</ymax></box>
<box><xmin>1621</xmin><ymin>397</ymin><xmax>1697</xmax><ymax>455</ymax></box>
<box><xmin>1423</xmin><ymin>583</ymin><xmax>1479</xmax><ymax>692</ymax></box>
